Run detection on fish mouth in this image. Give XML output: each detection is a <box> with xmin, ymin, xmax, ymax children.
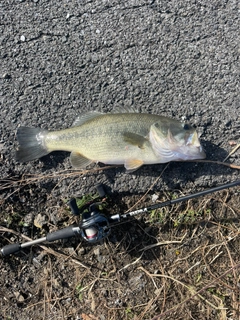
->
<box><xmin>176</xmin><ymin>131</ymin><xmax>206</xmax><ymax>160</ymax></box>
<box><xmin>149</xmin><ymin>124</ymin><xmax>206</xmax><ymax>162</ymax></box>
<box><xmin>173</xmin><ymin>144</ymin><xmax>206</xmax><ymax>161</ymax></box>
<box><xmin>151</xmin><ymin>142</ymin><xmax>206</xmax><ymax>162</ymax></box>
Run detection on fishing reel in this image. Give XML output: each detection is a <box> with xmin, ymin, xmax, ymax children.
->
<box><xmin>1</xmin><ymin>184</ymin><xmax>115</xmax><ymax>256</ymax></box>
<box><xmin>68</xmin><ymin>189</ymin><xmax>111</xmax><ymax>244</ymax></box>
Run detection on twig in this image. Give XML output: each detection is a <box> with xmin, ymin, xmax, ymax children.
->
<box><xmin>151</xmin><ymin>263</ymin><xmax>240</xmax><ymax>320</ymax></box>
<box><xmin>139</xmin><ymin>266</ymin><xmax>224</xmax><ymax>310</ymax></box>
<box><xmin>185</xmin><ymin>261</ymin><xmax>201</xmax><ymax>273</ymax></box>
<box><xmin>125</xmin><ymin>163</ymin><xmax>170</xmax><ymax>213</ymax></box>
<box><xmin>139</xmin><ymin>232</ymin><xmax>187</xmax><ymax>252</ymax></box>
<box><xmin>221</xmin><ymin>233</ymin><xmax>239</xmax><ymax>319</ymax></box>
<box><xmin>223</xmin><ymin>144</ymin><xmax>240</xmax><ymax>162</ymax></box>
<box><xmin>149</xmin><ymin>261</ymin><xmax>240</xmax><ymax>320</ymax></box>
<box><xmin>118</xmin><ymin>252</ymin><xmax>144</xmax><ymax>272</ymax></box>
<box><xmin>0</xmin><ymin>165</ymin><xmax>120</xmax><ymax>199</ymax></box>
<box><xmin>185</xmin><ymin>159</ymin><xmax>240</xmax><ymax>170</ymax></box>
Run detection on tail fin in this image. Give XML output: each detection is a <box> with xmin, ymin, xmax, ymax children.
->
<box><xmin>16</xmin><ymin>127</ymin><xmax>49</xmax><ymax>163</ymax></box>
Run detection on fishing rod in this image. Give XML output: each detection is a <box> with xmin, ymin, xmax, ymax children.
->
<box><xmin>1</xmin><ymin>180</ymin><xmax>240</xmax><ymax>256</ymax></box>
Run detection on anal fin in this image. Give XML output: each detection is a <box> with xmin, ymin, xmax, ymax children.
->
<box><xmin>70</xmin><ymin>152</ymin><xmax>92</xmax><ymax>168</ymax></box>
<box><xmin>124</xmin><ymin>159</ymin><xmax>144</xmax><ymax>172</ymax></box>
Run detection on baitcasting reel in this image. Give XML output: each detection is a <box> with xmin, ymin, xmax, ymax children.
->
<box><xmin>68</xmin><ymin>191</ymin><xmax>112</xmax><ymax>243</ymax></box>
<box><xmin>1</xmin><ymin>180</ymin><xmax>240</xmax><ymax>256</ymax></box>
<box><xmin>1</xmin><ymin>184</ymin><xmax>113</xmax><ymax>256</ymax></box>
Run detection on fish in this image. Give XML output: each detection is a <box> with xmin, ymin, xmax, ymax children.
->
<box><xmin>15</xmin><ymin>110</ymin><xmax>206</xmax><ymax>172</ymax></box>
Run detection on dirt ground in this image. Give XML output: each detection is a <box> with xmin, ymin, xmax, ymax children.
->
<box><xmin>0</xmin><ymin>1</ymin><xmax>240</xmax><ymax>320</ymax></box>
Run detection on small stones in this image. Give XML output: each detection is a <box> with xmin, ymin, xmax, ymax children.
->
<box><xmin>20</xmin><ymin>35</ymin><xmax>26</xmax><ymax>42</ymax></box>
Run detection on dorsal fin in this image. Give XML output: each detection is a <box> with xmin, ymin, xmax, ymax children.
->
<box><xmin>109</xmin><ymin>106</ymin><xmax>138</xmax><ymax>114</ymax></box>
<box><xmin>72</xmin><ymin>111</ymin><xmax>104</xmax><ymax>127</ymax></box>
<box><xmin>72</xmin><ymin>108</ymin><xmax>138</xmax><ymax>127</ymax></box>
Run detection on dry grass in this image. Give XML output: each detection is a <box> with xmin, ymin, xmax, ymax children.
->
<box><xmin>0</xmin><ymin>159</ymin><xmax>240</xmax><ymax>320</ymax></box>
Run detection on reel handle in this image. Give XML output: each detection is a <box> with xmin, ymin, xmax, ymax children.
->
<box><xmin>68</xmin><ymin>198</ymin><xmax>79</xmax><ymax>215</ymax></box>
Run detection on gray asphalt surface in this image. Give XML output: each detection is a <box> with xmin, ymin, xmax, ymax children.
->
<box><xmin>1</xmin><ymin>0</ymin><xmax>239</xmax><ymax>197</ymax></box>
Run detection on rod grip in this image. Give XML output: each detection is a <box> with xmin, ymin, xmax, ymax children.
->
<box><xmin>46</xmin><ymin>226</ymin><xmax>78</xmax><ymax>242</ymax></box>
<box><xmin>1</xmin><ymin>243</ymin><xmax>21</xmax><ymax>256</ymax></box>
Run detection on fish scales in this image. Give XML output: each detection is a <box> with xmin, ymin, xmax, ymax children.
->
<box><xmin>52</xmin><ymin>114</ymin><xmax>165</xmax><ymax>161</ymax></box>
<box><xmin>16</xmin><ymin>111</ymin><xmax>206</xmax><ymax>172</ymax></box>
<box><xmin>45</xmin><ymin>113</ymin><xmax>155</xmax><ymax>150</ymax></box>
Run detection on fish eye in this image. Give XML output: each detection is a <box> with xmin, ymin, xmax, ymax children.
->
<box><xmin>183</xmin><ymin>123</ymin><xmax>191</xmax><ymax>130</ymax></box>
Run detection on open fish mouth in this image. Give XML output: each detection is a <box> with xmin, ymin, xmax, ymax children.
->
<box><xmin>149</xmin><ymin>123</ymin><xmax>206</xmax><ymax>162</ymax></box>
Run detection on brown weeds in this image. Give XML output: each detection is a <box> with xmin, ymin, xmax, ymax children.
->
<box><xmin>1</xmin><ymin>160</ymin><xmax>240</xmax><ymax>320</ymax></box>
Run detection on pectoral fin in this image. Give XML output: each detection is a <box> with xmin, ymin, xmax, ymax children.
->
<box><xmin>124</xmin><ymin>159</ymin><xmax>144</xmax><ymax>172</ymax></box>
<box><xmin>70</xmin><ymin>152</ymin><xmax>93</xmax><ymax>168</ymax></box>
<box><xmin>123</xmin><ymin>132</ymin><xmax>148</xmax><ymax>149</ymax></box>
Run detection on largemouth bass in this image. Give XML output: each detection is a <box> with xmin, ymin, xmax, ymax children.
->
<box><xmin>16</xmin><ymin>111</ymin><xmax>206</xmax><ymax>172</ymax></box>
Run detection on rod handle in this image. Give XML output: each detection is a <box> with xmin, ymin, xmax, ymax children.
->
<box><xmin>46</xmin><ymin>226</ymin><xmax>79</xmax><ymax>242</ymax></box>
<box><xmin>1</xmin><ymin>243</ymin><xmax>21</xmax><ymax>256</ymax></box>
